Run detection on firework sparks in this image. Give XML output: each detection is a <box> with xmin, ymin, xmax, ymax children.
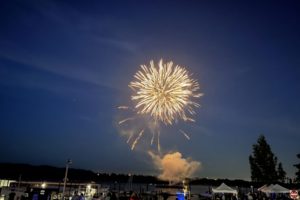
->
<box><xmin>118</xmin><ymin>106</ymin><xmax>129</xmax><ymax>110</ymax></box>
<box><xmin>126</xmin><ymin>133</ymin><xmax>133</xmax><ymax>144</ymax></box>
<box><xmin>151</xmin><ymin>131</ymin><xmax>155</xmax><ymax>146</ymax></box>
<box><xmin>129</xmin><ymin>59</ymin><xmax>202</xmax><ymax>125</ymax></box>
<box><xmin>118</xmin><ymin>117</ymin><xmax>134</xmax><ymax>125</ymax></box>
<box><xmin>131</xmin><ymin>129</ymin><xmax>144</xmax><ymax>150</ymax></box>
<box><xmin>179</xmin><ymin>129</ymin><xmax>191</xmax><ymax>140</ymax></box>
<box><xmin>157</xmin><ymin>130</ymin><xmax>161</xmax><ymax>153</ymax></box>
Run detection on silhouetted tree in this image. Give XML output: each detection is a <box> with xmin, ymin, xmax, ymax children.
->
<box><xmin>294</xmin><ymin>154</ymin><xmax>300</xmax><ymax>183</ymax></box>
<box><xmin>277</xmin><ymin>162</ymin><xmax>286</xmax><ymax>183</ymax></box>
<box><xmin>249</xmin><ymin>135</ymin><xmax>280</xmax><ymax>183</ymax></box>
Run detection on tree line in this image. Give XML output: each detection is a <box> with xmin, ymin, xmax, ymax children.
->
<box><xmin>249</xmin><ymin>134</ymin><xmax>300</xmax><ymax>183</ymax></box>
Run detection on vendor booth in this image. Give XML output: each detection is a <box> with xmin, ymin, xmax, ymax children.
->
<box><xmin>212</xmin><ymin>183</ymin><xmax>238</xmax><ymax>200</ymax></box>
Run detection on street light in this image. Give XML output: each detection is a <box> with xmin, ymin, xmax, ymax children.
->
<box><xmin>62</xmin><ymin>159</ymin><xmax>72</xmax><ymax>200</ymax></box>
<box><xmin>41</xmin><ymin>182</ymin><xmax>47</xmax><ymax>189</ymax></box>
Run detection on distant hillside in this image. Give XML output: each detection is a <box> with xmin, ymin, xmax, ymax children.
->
<box><xmin>0</xmin><ymin>163</ymin><xmax>163</xmax><ymax>183</ymax></box>
<box><xmin>0</xmin><ymin>163</ymin><xmax>96</xmax><ymax>182</ymax></box>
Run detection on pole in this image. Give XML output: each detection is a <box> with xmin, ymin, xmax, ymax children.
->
<box><xmin>18</xmin><ymin>174</ymin><xmax>22</xmax><ymax>189</ymax></box>
<box><xmin>62</xmin><ymin>159</ymin><xmax>72</xmax><ymax>200</ymax></box>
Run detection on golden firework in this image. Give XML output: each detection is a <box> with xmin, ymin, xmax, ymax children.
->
<box><xmin>129</xmin><ymin>59</ymin><xmax>202</xmax><ymax>125</ymax></box>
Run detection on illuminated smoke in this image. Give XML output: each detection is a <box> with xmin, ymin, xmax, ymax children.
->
<box><xmin>149</xmin><ymin>151</ymin><xmax>201</xmax><ymax>183</ymax></box>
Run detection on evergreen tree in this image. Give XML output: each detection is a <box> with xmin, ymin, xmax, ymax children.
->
<box><xmin>294</xmin><ymin>154</ymin><xmax>300</xmax><ymax>183</ymax></box>
<box><xmin>249</xmin><ymin>135</ymin><xmax>279</xmax><ymax>183</ymax></box>
<box><xmin>277</xmin><ymin>162</ymin><xmax>286</xmax><ymax>183</ymax></box>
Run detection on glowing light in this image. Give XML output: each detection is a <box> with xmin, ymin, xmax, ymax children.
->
<box><xmin>129</xmin><ymin>59</ymin><xmax>202</xmax><ymax>125</ymax></box>
<box><xmin>41</xmin><ymin>182</ymin><xmax>46</xmax><ymax>188</ymax></box>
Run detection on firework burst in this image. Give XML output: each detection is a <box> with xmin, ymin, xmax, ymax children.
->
<box><xmin>129</xmin><ymin>59</ymin><xmax>202</xmax><ymax>125</ymax></box>
<box><xmin>119</xmin><ymin>59</ymin><xmax>203</xmax><ymax>151</ymax></box>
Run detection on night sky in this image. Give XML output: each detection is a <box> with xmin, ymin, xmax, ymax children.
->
<box><xmin>0</xmin><ymin>1</ymin><xmax>299</xmax><ymax>180</ymax></box>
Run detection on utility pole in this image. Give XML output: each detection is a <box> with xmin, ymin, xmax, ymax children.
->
<box><xmin>62</xmin><ymin>159</ymin><xmax>72</xmax><ymax>200</ymax></box>
<box><xmin>18</xmin><ymin>174</ymin><xmax>22</xmax><ymax>189</ymax></box>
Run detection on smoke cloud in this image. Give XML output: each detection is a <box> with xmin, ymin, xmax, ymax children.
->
<box><xmin>149</xmin><ymin>151</ymin><xmax>201</xmax><ymax>183</ymax></box>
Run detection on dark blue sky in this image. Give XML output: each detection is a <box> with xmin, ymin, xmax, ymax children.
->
<box><xmin>0</xmin><ymin>0</ymin><xmax>299</xmax><ymax>180</ymax></box>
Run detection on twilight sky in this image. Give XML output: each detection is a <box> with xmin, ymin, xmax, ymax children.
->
<box><xmin>0</xmin><ymin>0</ymin><xmax>299</xmax><ymax>180</ymax></box>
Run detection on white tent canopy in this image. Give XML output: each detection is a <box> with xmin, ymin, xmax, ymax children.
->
<box><xmin>258</xmin><ymin>184</ymin><xmax>289</xmax><ymax>194</ymax></box>
<box><xmin>212</xmin><ymin>183</ymin><xmax>238</xmax><ymax>194</ymax></box>
<box><xmin>258</xmin><ymin>184</ymin><xmax>274</xmax><ymax>193</ymax></box>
